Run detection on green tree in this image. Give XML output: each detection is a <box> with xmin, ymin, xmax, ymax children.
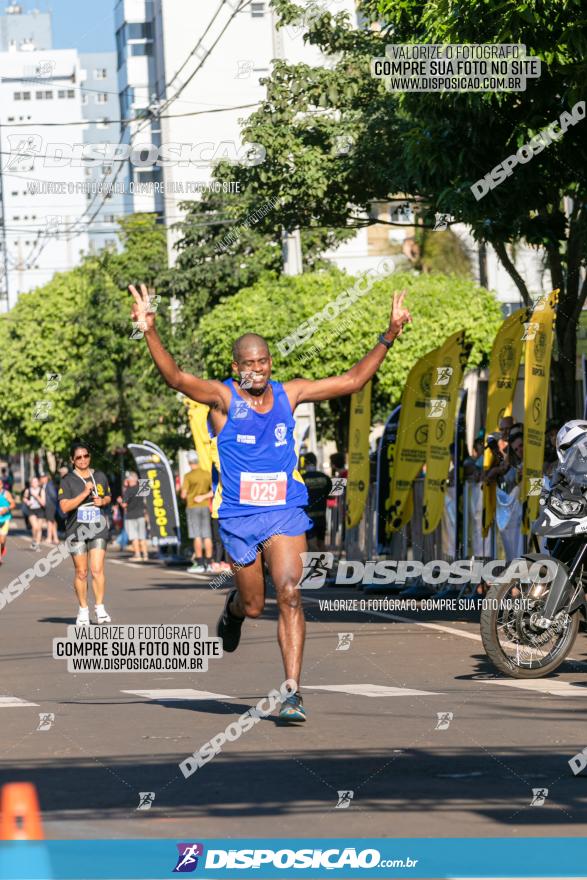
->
<box><xmin>0</xmin><ymin>214</ymin><xmax>185</xmax><ymax>462</ymax></box>
<box><xmin>226</xmin><ymin>0</ymin><xmax>587</xmax><ymax>420</ymax></box>
<box><xmin>197</xmin><ymin>268</ymin><xmax>502</xmax><ymax>445</ymax></box>
<box><xmin>162</xmin><ymin>189</ymin><xmax>354</xmax><ymax>352</ymax></box>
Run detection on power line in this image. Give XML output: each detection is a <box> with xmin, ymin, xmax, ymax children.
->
<box><xmin>55</xmin><ymin>6</ymin><xmax>250</xmax><ymax>241</ymax></box>
<box><xmin>163</xmin><ymin>0</ymin><xmax>228</xmax><ymax>95</ymax></box>
<box><xmin>154</xmin><ymin>1</ymin><xmax>253</xmax><ymax>118</ymax></box>
<box><xmin>1</xmin><ymin>101</ymin><xmax>260</xmax><ymax>127</ymax></box>
<box><xmin>53</xmin><ymin>2</ymin><xmax>248</xmax><ymax>240</ymax></box>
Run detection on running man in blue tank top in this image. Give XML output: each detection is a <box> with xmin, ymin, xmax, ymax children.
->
<box><xmin>130</xmin><ymin>283</ymin><xmax>412</xmax><ymax>721</ymax></box>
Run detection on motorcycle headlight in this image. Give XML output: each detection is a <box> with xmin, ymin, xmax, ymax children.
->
<box><xmin>550</xmin><ymin>495</ymin><xmax>585</xmax><ymax>516</ymax></box>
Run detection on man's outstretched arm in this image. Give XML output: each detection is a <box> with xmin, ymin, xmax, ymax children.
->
<box><xmin>129</xmin><ymin>284</ymin><xmax>228</xmax><ymax>408</ymax></box>
<box><xmin>285</xmin><ymin>290</ymin><xmax>411</xmax><ymax>406</ymax></box>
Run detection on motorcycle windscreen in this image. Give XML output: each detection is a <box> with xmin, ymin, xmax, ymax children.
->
<box><xmin>560</xmin><ymin>439</ymin><xmax>587</xmax><ymax>486</ymax></box>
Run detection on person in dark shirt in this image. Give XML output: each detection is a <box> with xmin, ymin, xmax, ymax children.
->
<box><xmin>117</xmin><ymin>471</ymin><xmax>149</xmax><ymax>561</ymax></box>
<box><xmin>302</xmin><ymin>452</ymin><xmax>333</xmax><ymax>550</ymax></box>
<box><xmin>58</xmin><ymin>440</ymin><xmax>112</xmax><ymax>626</ymax></box>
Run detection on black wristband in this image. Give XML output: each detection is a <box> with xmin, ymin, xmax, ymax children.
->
<box><xmin>378</xmin><ymin>332</ymin><xmax>394</xmax><ymax>350</ymax></box>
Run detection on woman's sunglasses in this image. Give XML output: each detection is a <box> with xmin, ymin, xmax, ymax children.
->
<box><xmin>74</xmin><ymin>453</ymin><xmax>90</xmax><ymax>461</ymax></box>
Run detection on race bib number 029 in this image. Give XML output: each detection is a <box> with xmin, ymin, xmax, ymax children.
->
<box><xmin>77</xmin><ymin>506</ymin><xmax>100</xmax><ymax>523</ymax></box>
<box><xmin>239</xmin><ymin>472</ymin><xmax>287</xmax><ymax>506</ymax></box>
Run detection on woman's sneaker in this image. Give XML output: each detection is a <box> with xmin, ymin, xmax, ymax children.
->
<box><xmin>76</xmin><ymin>607</ymin><xmax>90</xmax><ymax>627</ymax></box>
<box><xmin>95</xmin><ymin>604</ymin><xmax>111</xmax><ymax>623</ymax></box>
<box><xmin>279</xmin><ymin>691</ymin><xmax>306</xmax><ymax>722</ymax></box>
<box><xmin>216</xmin><ymin>589</ymin><xmax>244</xmax><ymax>652</ymax></box>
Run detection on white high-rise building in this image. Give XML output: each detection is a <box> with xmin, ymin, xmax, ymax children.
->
<box><xmin>114</xmin><ymin>0</ymin><xmax>552</xmax><ymax>308</ymax></box>
<box><xmin>115</xmin><ymin>0</ymin><xmax>358</xmax><ymax>262</ymax></box>
<box><xmin>0</xmin><ymin>5</ymin><xmax>127</xmax><ymax>311</ymax></box>
<box><xmin>79</xmin><ymin>51</ymin><xmax>126</xmax><ymax>253</ymax></box>
<box><xmin>0</xmin><ymin>47</ymin><xmax>88</xmax><ymax>310</ymax></box>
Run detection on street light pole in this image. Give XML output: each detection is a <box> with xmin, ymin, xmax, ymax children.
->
<box><xmin>0</xmin><ymin>119</ymin><xmax>12</xmax><ymax>310</ymax></box>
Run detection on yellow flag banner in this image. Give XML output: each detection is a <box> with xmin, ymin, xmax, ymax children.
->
<box><xmin>346</xmin><ymin>381</ymin><xmax>372</xmax><ymax>529</ymax></box>
<box><xmin>422</xmin><ymin>330</ymin><xmax>472</xmax><ymax>534</ymax></box>
<box><xmin>184</xmin><ymin>399</ymin><xmax>213</xmax><ymax>473</ymax></box>
<box><xmin>522</xmin><ymin>289</ymin><xmax>558</xmax><ymax>533</ymax></box>
<box><xmin>481</xmin><ymin>308</ymin><xmax>529</xmax><ymax>537</ymax></box>
<box><xmin>386</xmin><ymin>347</ymin><xmax>439</xmax><ymax>534</ymax></box>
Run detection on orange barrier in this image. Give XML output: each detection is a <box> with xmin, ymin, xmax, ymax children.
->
<box><xmin>0</xmin><ymin>783</ymin><xmax>43</xmax><ymax>840</ymax></box>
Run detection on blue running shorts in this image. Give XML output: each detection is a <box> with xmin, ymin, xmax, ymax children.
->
<box><xmin>217</xmin><ymin>506</ymin><xmax>313</xmax><ymax>567</ymax></box>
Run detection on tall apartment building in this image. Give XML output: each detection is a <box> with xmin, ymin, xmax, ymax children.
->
<box><xmin>0</xmin><ymin>7</ymin><xmax>125</xmax><ymax>311</ymax></box>
<box><xmin>0</xmin><ymin>3</ymin><xmax>52</xmax><ymax>52</ymax></box>
<box><xmin>114</xmin><ymin>0</ymin><xmax>359</xmax><ymax>260</ymax></box>
<box><xmin>114</xmin><ymin>0</ymin><xmax>552</xmax><ymax>308</ymax></box>
<box><xmin>79</xmin><ymin>51</ymin><xmax>126</xmax><ymax>253</ymax></box>
<box><xmin>0</xmin><ymin>47</ymin><xmax>88</xmax><ymax>310</ymax></box>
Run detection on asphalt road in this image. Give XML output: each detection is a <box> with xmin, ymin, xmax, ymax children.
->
<box><xmin>1</xmin><ymin>524</ymin><xmax>587</xmax><ymax>840</ymax></box>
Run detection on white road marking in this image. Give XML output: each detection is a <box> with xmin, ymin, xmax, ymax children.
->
<box><xmin>107</xmin><ymin>558</ymin><xmax>212</xmax><ymax>579</ymax></box>
<box><xmin>0</xmin><ymin>695</ymin><xmax>39</xmax><ymax>708</ymax></box>
<box><xmin>303</xmin><ymin>683</ymin><xmax>443</xmax><ymax>697</ymax></box>
<box><xmin>303</xmin><ymin>595</ymin><xmax>483</xmax><ymax>642</ymax></box>
<box><xmin>122</xmin><ymin>689</ymin><xmax>234</xmax><ymax>701</ymax></box>
<box><xmin>481</xmin><ymin>678</ymin><xmax>587</xmax><ymax>697</ymax></box>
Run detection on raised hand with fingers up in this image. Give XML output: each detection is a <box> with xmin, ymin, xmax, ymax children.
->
<box><xmin>385</xmin><ymin>289</ymin><xmax>412</xmax><ymax>341</ymax></box>
<box><xmin>129</xmin><ymin>283</ymin><xmax>157</xmax><ymax>334</ymax></box>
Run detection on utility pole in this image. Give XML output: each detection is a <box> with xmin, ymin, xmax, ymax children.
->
<box><xmin>271</xmin><ymin>4</ymin><xmax>303</xmax><ymax>276</ymax></box>
<box><xmin>282</xmin><ymin>228</ymin><xmax>303</xmax><ymax>276</ymax></box>
<box><xmin>0</xmin><ymin>119</ymin><xmax>11</xmax><ymax>311</ymax></box>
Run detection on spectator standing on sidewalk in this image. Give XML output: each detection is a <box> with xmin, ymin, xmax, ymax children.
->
<box><xmin>1</xmin><ymin>466</ymin><xmax>14</xmax><ymax>493</ymax></box>
<box><xmin>23</xmin><ymin>476</ymin><xmax>46</xmax><ymax>550</ymax></box>
<box><xmin>118</xmin><ymin>471</ymin><xmax>149</xmax><ymax>561</ymax></box>
<box><xmin>41</xmin><ymin>473</ymin><xmax>60</xmax><ymax>545</ymax></box>
<box><xmin>495</xmin><ymin>425</ymin><xmax>524</xmax><ymax>562</ymax></box>
<box><xmin>181</xmin><ymin>451</ymin><xmax>213</xmax><ymax>573</ymax></box>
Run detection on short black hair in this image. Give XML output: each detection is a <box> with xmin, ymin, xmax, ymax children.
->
<box><xmin>304</xmin><ymin>452</ymin><xmax>317</xmax><ymax>466</ymax></box>
<box><xmin>69</xmin><ymin>438</ymin><xmax>91</xmax><ymax>460</ymax></box>
<box><xmin>232</xmin><ymin>333</ymin><xmax>270</xmax><ymax>362</ymax></box>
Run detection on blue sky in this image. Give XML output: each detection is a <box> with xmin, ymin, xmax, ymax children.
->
<box><xmin>48</xmin><ymin>0</ymin><xmax>116</xmax><ymax>53</ymax></box>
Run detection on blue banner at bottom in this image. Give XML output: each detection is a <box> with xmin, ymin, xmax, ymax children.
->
<box><xmin>0</xmin><ymin>838</ymin><xmax>586</xmax><ymax>879</ymax></box>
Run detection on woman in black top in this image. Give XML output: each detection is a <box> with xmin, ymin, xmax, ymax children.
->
<box><xmin>58</xmin><ymin>440</ymin><xmax>112</xmax><ymax>626</ymax></box>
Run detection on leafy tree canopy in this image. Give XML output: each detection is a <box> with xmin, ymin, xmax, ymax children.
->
<box><xmin>0</xmin><ymin>215</ymin><xmax>185</xmax><ymax>462</ymax></box>
<box><xmin>197</xmin><ymin>268</ymin><xmax>503</xmax><ymax>436</ymax></box>
<box><xmin>222</xmin><ymin>0</ymin><xmax>587</xmax><ymax>419</ymax></box>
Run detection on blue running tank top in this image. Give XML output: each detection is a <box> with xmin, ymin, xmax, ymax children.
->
<box><xmin>213</xmin><ymin>379</ymin><xmax>308</xmax><ymax>518</ymax></box>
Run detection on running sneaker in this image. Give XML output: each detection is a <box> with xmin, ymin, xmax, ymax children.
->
<box><xmin>1</xmin><ymin>544</ymin><xmax>7</xmax><ymax>558</ymax></box>
<box><xmin>216</xmin><ymin>588</ymin><xmax>244</xmax><ymax>653</ymax></box>
<box><xmin>187</xmin><ymin>563</ymin><xmax>206</xmax><ymax>573</ymax></box>
<box><xmin>76</xmin><ymin>607</ymin><xmax>90</xmax><ymax>627</ymax></box>
<box><xmin>95</xmin><ymin>604</ymin><xmax>111</xmax><ymax>624</ymax></box>
<box><xmin>279</xmin><ymin>692</ymin><xmax>306</xmax><ymax>722</ymax></box>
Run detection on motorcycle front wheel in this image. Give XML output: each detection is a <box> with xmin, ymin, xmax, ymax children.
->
<box><xmin>480</xmin><ymin>579</ymin><xmax>580</xmax><ymax>678</ymax></box>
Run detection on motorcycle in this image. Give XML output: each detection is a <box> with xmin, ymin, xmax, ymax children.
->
<box><xmin>480</xmin><ymin>420</ymin><xmax>587</xmax><ymax>678</ymax></box>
